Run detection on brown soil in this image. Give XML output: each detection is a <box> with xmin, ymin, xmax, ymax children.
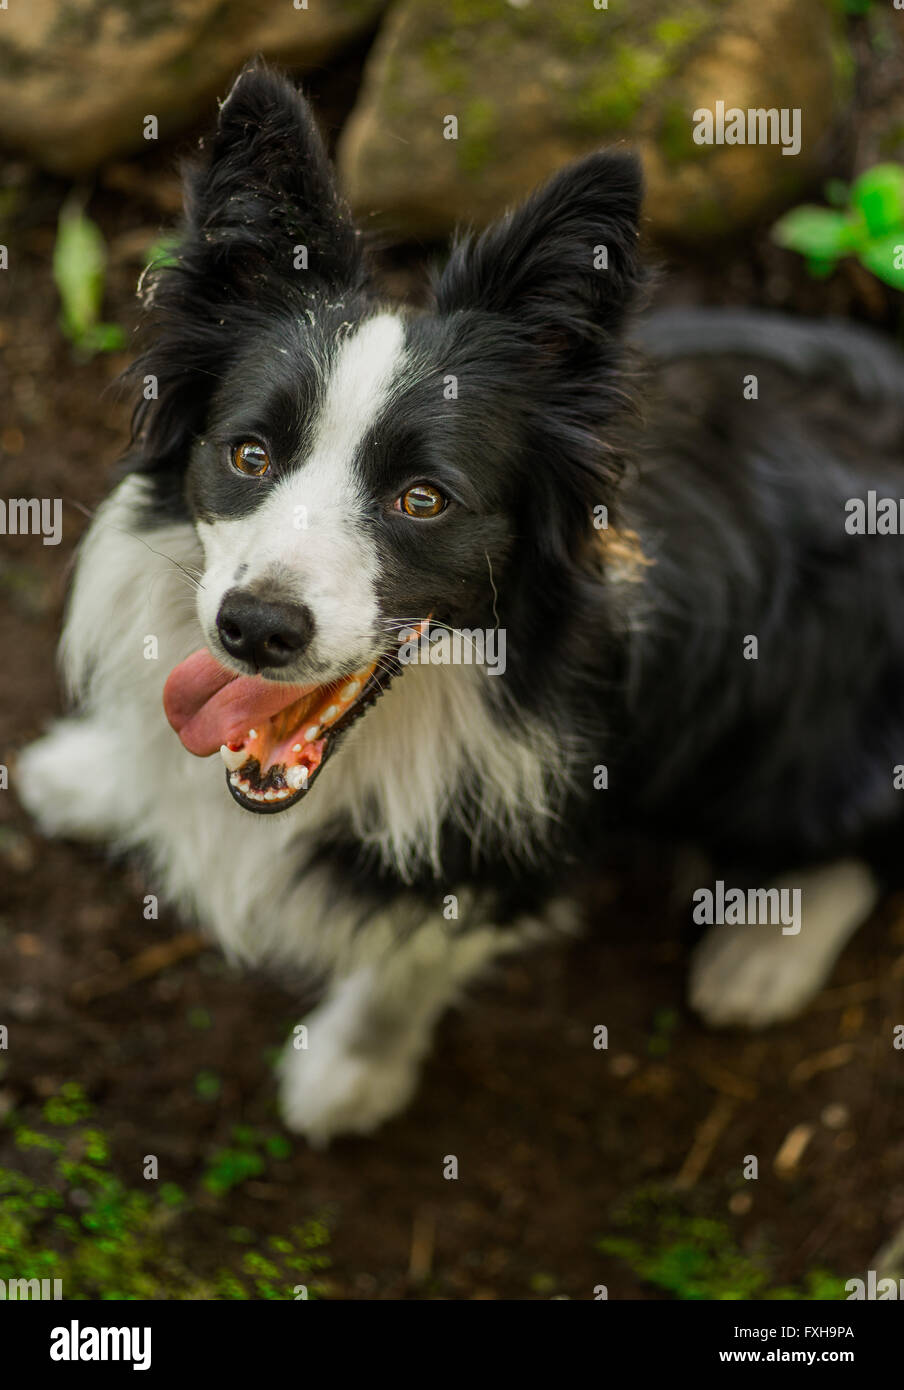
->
<box><xmin>1</xmin><ymin>28</ymin><xmax>904</xmax><ymax>1301</ymax></box>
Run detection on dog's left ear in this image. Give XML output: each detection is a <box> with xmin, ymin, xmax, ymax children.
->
<box><xmin>434</xmin><ymin>151</ymin><xmax>642</xmax><ymax>354</ymax></box>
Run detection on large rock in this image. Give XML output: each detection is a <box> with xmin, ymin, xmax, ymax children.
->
<box><xmin>0</xmin><ymin>0</ymin><xmax>384</xmax><ymax>174</ymax></box>
<box><xmin>338</xmin><ymin>0</ymin><xmax>853</xmax><ymax>243</ymax></box>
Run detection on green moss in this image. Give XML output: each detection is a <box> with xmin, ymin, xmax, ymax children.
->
<box><xmin>573</xmin><ymin>41</ymin><xmax>669</xmax><ymax>130</ymax></box>
<box><xmin>446</xmin><ymin>0</ymin><xmax>548</xmax><ymax>44</ymax></box>
<box><xmin>549</xmin><ymin>3</ymin><xmax>607</xmax><ymax>50</ymax></box>
<box><xmin>443</xmin><ymin>0</ymin><xmax>718</xmax><ymax>57</ymax></box>
<box><xmin>0</xmin><ymin>1086</ymin><xmax>330</xmax><ymax>1300</ymax></box>
<box><xmin>457</xmin><ymin>97</ymin><xmax>498</xmax><ymax>176</ymax></box>
<box><xmin>194</xmin><ymin>1068</ymin><xmax>221</xmax><ymax>1100</ymax></box>
<box><xmin>422</xmin><ymin>35</ymin><xmax>469</xmax><ymax>96</ymax></box>
<box><xmin>43</xmin><ymin>1082</ymin><xmax>92</xmax><ymax>1128</ymax></box>
<box><xmin>52</xmin><ymin>0</ymin><xmax>178</xmax><ymax>45</ymax></box>
<box><xmin>14</xmin><ymin>1127</ymin><xmax>62</xmax><ymax>1153</ymax></box>
<box><xmin>448</xmin><ymin>0</ymin><xmax>504</xmax><ymax>24</ymax></box>
<box><xmin>570</xmin><ymin>4</ymin><xmax>719</xmax><ymax>139</ymax></box>
<box><xmin>407</xmin><ymin>1</ymin><xmax>729</xmax><ymax>163</ymax></box>
<box><xmin>653</xmin><ymin>11</ymin><xmax>711</xmax><ymax>49</ymax></box>
<box><xmin>658</xmin><ymin>100</ymin><xmax>703</xmax><ymax>165</ymax></box>
<box><xmin>600</xmin><ymin>1185</ymin><xmax>848</xmax><ymax>1301</ymax></box>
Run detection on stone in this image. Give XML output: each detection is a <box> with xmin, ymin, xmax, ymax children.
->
<box><xmin>338</xmin><ymin>0</ymin><xmax>853</xmax><ymax>244</ymax></box>
<box><xmin>0</xmin><ymin>0</ymin><xmax>383</xmax><ymax>175</ymax></box>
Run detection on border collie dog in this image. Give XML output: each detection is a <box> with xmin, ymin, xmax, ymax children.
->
<box><xmin>19</xmin><ymin>65</ymin><xmax>904</xmax><ymax>1143</ymax></box>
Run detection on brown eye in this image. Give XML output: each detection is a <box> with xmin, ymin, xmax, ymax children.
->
<box><xmin>232</xmin><ymin>441</ymin><xmax>270</xmax><ymax>477</ymax></box>
<box><xmin>398</xmin><ymin>484</ymin><xmax>446</xmax><ymax>519</ymax></box>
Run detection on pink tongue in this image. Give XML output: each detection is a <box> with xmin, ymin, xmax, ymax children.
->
<box><xmin>163</xmin><ymin>648</ymin><xmax>316</xmax><ymax>757</ymax></box>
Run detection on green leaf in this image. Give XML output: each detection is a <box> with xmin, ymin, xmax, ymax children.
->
<box><xmin>859</xmin><ymin>233</ymin><xmax>904</xmax><ymax>289</ymax></box>
<box><xmin>53</xmin><ymin>204</ymin><xmax>107</xmax><ymax>342</ymax></box>
<box><xmin>52</xmin><ymin>202</ymin><xmax>124</xmax><ymax>355</ymax></box>
<box><xmin>850</xmin><ymin>163</ymin><xmax>904</xmax><ymax>238</ymax></box>
<box><xmin>87</xmin><ymin>322</ymin><xmax>126</xmax><ymax>353</ymax></box>
<box><xmin>771</xmin><ymin>206</ymin><xmax>854</xmax><ymax>262</ymax></box>
<box><xmin>194</xmin><ymin>1069</ymin><xmax>222</xmax><ymax>1101</ymax></box>
<box><xmin>143</xmin><ymin>236</ymin><xmax>179</xmax><ymax>272</ymax></box>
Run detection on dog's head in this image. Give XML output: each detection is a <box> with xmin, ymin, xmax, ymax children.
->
<box><xmin>134</xmin><ymin>63</ymin><xmax>643</xmax><ymax>812</ymax></box>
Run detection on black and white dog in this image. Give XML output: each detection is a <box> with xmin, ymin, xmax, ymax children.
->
<box><xmin>19</xmin><ymin>65</ymin><xmax>904</xmax><ymax>1143</ymax></box>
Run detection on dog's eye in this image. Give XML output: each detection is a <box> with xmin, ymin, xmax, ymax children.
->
<box><xmin>397</xmin><ymin>484</ymin><xmax>446</xmax><ymax>519</ymax></box>
<box><xmin>232</xmin><ymin>441</ymin><xmax>271</xmax><ymax>477</ymax></box>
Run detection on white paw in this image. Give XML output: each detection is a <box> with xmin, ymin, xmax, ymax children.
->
<box><xmin>688</xmin><ymin>861</ymin><xmax>876</xmax><ymax>1029</ymax></box>
<box><xmin>277</xmin><ymin>1027</ymin><xmax>421</xmax><ymax>1146</ymax></box>
<box><xmin>689</xmin><ymin>924</ymin><xmax>832</xmax><ymax>1028</ymax></box>
<box><xmin>16</xmin><ymin>721</ymin><xmax>122</xmax><ymax>841</ymax></box>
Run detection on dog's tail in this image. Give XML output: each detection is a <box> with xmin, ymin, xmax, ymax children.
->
<box><xmin>634</xmin><ymin>307</ymin><xmax>904</xmax><ymax>407</ymax></box>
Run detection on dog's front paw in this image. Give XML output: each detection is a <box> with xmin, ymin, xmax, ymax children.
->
<box><xmin>277</xmin><ymin>1028</ymin><xmax>421</xmax><ymax>1147</ymax></box>
<box><xmin>15</xmin><ymin>721</ymin><xmax>124</xmax><ymax>841</ymax></box>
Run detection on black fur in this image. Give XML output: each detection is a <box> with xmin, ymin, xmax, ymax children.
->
<box><xmin>130</xmin><ymin>61</ymin><xmax>904</xmax><ymax>921</ymax></box>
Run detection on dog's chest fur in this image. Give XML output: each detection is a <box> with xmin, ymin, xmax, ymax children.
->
<box><xmin>55</xmin><ymin>476</ymin><xmax>560</xmax><ymax>974</ymax></box>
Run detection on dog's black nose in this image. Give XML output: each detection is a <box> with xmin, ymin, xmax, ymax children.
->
<box><xmin>216</xmin><ymin>590</ymin><xmax>315</xmax><ymax>670</ymax></box>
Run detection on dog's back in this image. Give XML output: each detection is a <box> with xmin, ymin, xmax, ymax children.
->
<box><xmin>616</xmin><ymin>308</ymin><xmax>904</xmax><ymax>870</ymax></box>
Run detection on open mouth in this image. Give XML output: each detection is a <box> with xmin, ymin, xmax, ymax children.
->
<box><xmin>163</xmin><ymin>626</ymin><xmax>425</xmax><ymax>814</ymax></box>
<box><xmin>218</xmin><ymin>662</ymin><xmax>391</xmax><ymax>812</ymax></box>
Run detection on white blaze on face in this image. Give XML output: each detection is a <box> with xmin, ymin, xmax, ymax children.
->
<box><xmin>197</xmin><ymin>312</ymin><xmax>408</xmax><ymax>676</ymax></box>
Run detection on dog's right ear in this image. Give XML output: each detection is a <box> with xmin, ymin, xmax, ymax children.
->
<box><xmin>169</xmin><ymin>61</ymin><xmax>361</xmax><ymax>302</ymax></box>
<box><xmin>129</xmin><ymin>63</ymin><xmax>361</xmax><ymax>481</ymax></box>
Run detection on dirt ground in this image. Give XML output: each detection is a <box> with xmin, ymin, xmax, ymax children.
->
<box><xmin>2</xmin><ymin>33</ymin><xmax>904</xmax><ymax>1301</ymax></box>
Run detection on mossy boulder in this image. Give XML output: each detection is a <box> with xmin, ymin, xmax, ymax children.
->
<box><xmin>338</xmin><ymin>0</ymin><xmax>852</xmax><ymax>243</ymax></box>
<box><xmin>0</xmin><ymin>0</ymin><xmax>383</xmax><ymax>175</ymax></box>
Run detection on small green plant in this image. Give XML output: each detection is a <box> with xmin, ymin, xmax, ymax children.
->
<box><xmin>599</xmin><ymin>1185</ymin><xmax>847</xmax><ymax>1301</ymax></box>
<box><xmin>194</xmin><ymin>1069</ymin><xmax>222</xmax><ymax>1101</ymax></box>
<box><xmin>772</xmin><ymin>163</ymin><xmax>904</xmax><ymax>290</ymax></box>
<box><xmin>0</xmin><ymin>1086</ymin><xmax>329</xmax><ymax>1299</ymax></box>
<box><xmin>142</xmin><ymin>236</ymin><xmax>179</xmax><ymax>272</ymax></box>
<box><xmin>42</xmin><ymin>1081</ymin><xmax>93</xmax><ymax>1127</ymax></box>
<box><xmin>52</xmin><ymin>199</ymin><xmax>126</xmax><ymax>356</ymax></box>
<box><xmin>647</xmin><ymin>1006</ymin><xmax>680</xmax><ymax>1058</ymax></box>
<box><xmin>202</xmin><ymin>1127</ymin><xmax>294</xmax><ymax>1195</ymax></box>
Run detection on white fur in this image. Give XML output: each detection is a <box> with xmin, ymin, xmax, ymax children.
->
<box><xmin>17</xmin><ymin>471</ymin><xmax>564</xmax><ymax>1139</ymax></box>
<box><xmin>278</xmin><ymin>917</ymin><xmax>554</xmax><ymax>1144</ymax></box>
<box><xmin>197</xmin><ymin>312</ymin><xmax>408</xmax><ymax>679</ymax></box>
<box><xmin>689</xmin><ymin>858</ymin><xmax>877</xmax><ymax>1028</ymax></box>
<box><xmin>22</xmin><ymin>448</ymin><xmax>875</xmax><ymax>1140</ymax></box>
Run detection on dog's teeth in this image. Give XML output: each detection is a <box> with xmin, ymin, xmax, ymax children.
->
<box><xmin>322</xmin><ymin>705</ymin><xmax>339</xmax><ymax>724</ymax></box>
<box><xmin>248</xmin><ymin>729</ymin><xmax>258</xmax><ymax>740</ymax></box>
<box><xmin>304</xmin><ymin>725</ymin><xmax>320</xmax><ymax>741</ymax></box>
<box><xmin>292</xmin><ymin>744</ymin><xmax>302</xmax><ymax>753</ymax></box>
<box><xmin>340</xmin><ymin>681</ymin><xmax>360</xmax><ymax>701</ymax></box>
<box><xmin>286</xmin><ymin>765</ymin><xmax>308</xmax><ymax>791</ymax></box>
<box><xmin>229</xmin><ymin>773</ymin><xmax>239</xmax><ymax>785</ymax></box>
<box><xmin>220</xmin><ymin>744</ymin><xmax>247</xmax><ymax>771</ymax></box>
<box><xmin>264</xmin><ymin>790</ymin><xmax>277</xmax><ymax>801</ymax></box>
